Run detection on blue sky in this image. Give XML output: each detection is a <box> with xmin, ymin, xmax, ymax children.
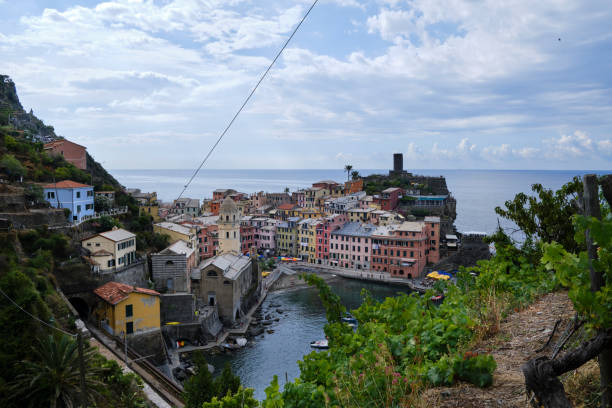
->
<box><xmin>1</xmin><ymin>0</ymin><xmax>611</xmax><ymax>170</ymax></box>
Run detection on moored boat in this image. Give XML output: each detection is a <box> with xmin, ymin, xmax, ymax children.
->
<box><xmin>310</xmin><ymin>339</ymin><xmax>329</xmax><ymax>349</ymax></box>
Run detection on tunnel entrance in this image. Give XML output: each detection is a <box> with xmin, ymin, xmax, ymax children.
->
<box><xmin>69</xmin><ymin>297</ymin><xmax>89</xmax><ymax>320</ymax></box>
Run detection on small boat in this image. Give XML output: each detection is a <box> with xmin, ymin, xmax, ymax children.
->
<box><xmin>341</xmin><ymin>314</ymin><xmax>358</xmax><ymax>325</ymax></box>
<box><xmin>310</xmin><ymin>339</ymin><xmax>329</xmax><ymax>349</ymax></box>
<box><xmin>222</xmin><ymin>343</ymin><xmax>241</xmax><ymax>350</ymax></box>
<box><xmin>430</xmin><ymin>294</ymin><xmax>445</xmax><ymax>304</ymax></box>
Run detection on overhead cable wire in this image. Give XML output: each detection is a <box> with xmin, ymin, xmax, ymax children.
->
<box><xmin>0</xmin><ymin>287</ymin><xmax>76</xmax><ymax>338</ymax></box>
<box><xmin>176</xmin><ymin>0</ymin><xmax>320</xmax><ymax>200</ymax></box>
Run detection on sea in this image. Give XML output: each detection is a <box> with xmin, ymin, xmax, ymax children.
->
<box><xmin>110</xmin><ymin>168</ymin><xmax>601</xmax><ymax>235</ymax></box>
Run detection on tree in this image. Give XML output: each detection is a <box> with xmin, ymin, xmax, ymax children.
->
<box><xmin>94</xmin><ymin>195</ymin><xmax>111</xmax><ymax>212</ymax></box>
<box><xmin>9</xmin><ymin>334</ymin><xmax>102</xmax><ymax>408</ymax></box>
<box><xmin>351</xmin><ymin>170</ymin><xmax>360</xmax><ymax>180</ymax></box>
<box><xmin>344</xmin><ymin>164</ymin><xmax>353</xmax><ymax>181</ymax></box>
<box><xmin>0</xmin><ymin>154</ymin><xmax>26</xmax><ymax>181</ymax></box>
<box><xmin>214</xmin><ymin>363</ymin><xmax>241</xmax><ymax>399</ymax></box>
<box><xmin>494</xmin><ymin>177</ymin><xmax>583</xmax><ymax>252</ymax></box>
<box><xmin>284</xmin><ymin>187</ymin><xmax>290</xmax><ymax>193</ymax></box>
<box><xmin>183</xmin><ymin>352</ymin><xmax>216</xmax><ymax>408</ymax></box>
<box><xmin>183</xmin><ymin>353</ymin><xmax>243</xmax><ymax>408</ymax></box>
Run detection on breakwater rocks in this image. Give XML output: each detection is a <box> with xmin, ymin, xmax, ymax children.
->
<box><xmin>246</xmin><ymin>301</ymin><xmax>288</xmax><ymax>339</ymax></box>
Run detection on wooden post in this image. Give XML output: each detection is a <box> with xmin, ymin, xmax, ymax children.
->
<box><xmin>77</xmin><ymin>333</ymin><xmax>87</xmax><ymax>408</ymax></box>
<box><xmin>583</xmin><ymin>174</ymin><xmax>612</xmax><ymax>407</ymax></box>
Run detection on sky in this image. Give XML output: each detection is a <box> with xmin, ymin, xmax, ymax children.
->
<box><xmin>0</xmin><ymin>0</ymin><xmax>611</xmax><ymax>170</ymax></box>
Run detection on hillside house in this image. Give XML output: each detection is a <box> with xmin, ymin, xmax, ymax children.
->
<box><xmin>93</xmin><ymin>282</ymin><xmax>160</xmax><ymax>336</ymax></box>
<box><xmin>43</xmin><ymin>139</ymin><xmax>87</xmax><ymax>170</ymax></box>
<box><xmin>82</xmin><ymin>228</ymin><xmax>137</xmax><ymax>272</ymax></box>
<box><xmin>43</xmin><ymin>180</ymin><xmax>94</xmax><ymax>223</ymax></box>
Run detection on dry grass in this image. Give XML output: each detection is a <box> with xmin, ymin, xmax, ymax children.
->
<box><xmin>563</xmin><ymin>359</ymin><xmax>601</xmax><ymax>408</ymax></box>
<box><xmin>421</xmin><ymin>291</ymin><xmax>575</xmax><ymax>408</ymax></box>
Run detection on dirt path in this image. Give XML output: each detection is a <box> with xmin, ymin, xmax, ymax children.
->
<box><xmin>422</xmin><ymin>291</ymin><xmax>574</xmax><ymax>407</ymax></box>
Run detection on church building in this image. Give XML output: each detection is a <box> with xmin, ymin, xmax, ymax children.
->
<box><xmin>192</xmin><ymin>197</ymin><xmax>260</xmax><ymax>323</ymax></box>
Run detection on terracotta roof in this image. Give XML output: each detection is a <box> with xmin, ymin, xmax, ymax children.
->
<box><xmin>94</xmin><ymin>282</ymin><xmax>160</xmax><ymax>305</ymax></box>
<box><xmin>278</xmin><ymin>203</ymin><xmax>297</xmax><ymax>210</ymax></box>
<box><xmin>43</xmin><ymin>180</ymin><xmax>92</xmax><ymax>189</ymax></box>
<box><xmin>43</xmin><ymin>139</ymin><xmax>86</xmax><ymax>149</ymax></box>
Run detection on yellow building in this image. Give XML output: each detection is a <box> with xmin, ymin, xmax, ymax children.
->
<box><xmin>276</xmin><ymin>217</ymin><xmax>300</xmax><ymax>256</ymax></box>
<box><xmin>82</xmin><ymin>228</ymin><xmax>137</xmax><ymax>272</ymax></box>
<box><xmin>347</xmin><ymin>208</ymin><xmax>375</xmax><ymax>223</ymax></box>
<box><xmin>140</xmin><ymin>202</ymin><xmax>160</xmax><ymax>221</ymax></box>
<box><xmin>93</xmin><ymin>281</ymin><xmax>160</xmax><ymax>336</ymax></box>
<box><xmin>298</xmin><ymin>218</ymin><xmax>319</xmax><ymax>263</ymax></box>
<box><xmin>154</xmin><ymin>222</ymin><xmax>198</xmax><ymax>250</ymax></box>
<box><xmin>298</xmin><ymin>207</ymin><xmax>324</xmax><ymax>219</ymax></box>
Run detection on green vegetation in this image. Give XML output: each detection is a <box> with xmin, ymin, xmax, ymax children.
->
<box><xmin>364</xmin><ymin>176</ymin><xmax>420</xmax><ymax>196</ymax></box>
<box><xmin>8</xmin><ymin>334</ymin><xmax>103</xmax><ymax>407</ymax></box>
<box><xmin>183</xmin><ymin>352</ymin><xmax>241</xmax><ymax>408</ymax></box>
<box><xmin>0</xmin><ymin>230</ymin><xmax>148</xmax><ymax>407</ymax></box>
<box><xmin>494</xmin><ymin>177</ymin><xmax>583</xmax><ymax>252</ymax></box>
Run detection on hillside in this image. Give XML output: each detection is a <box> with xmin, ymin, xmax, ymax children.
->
<box><xmin>0</xmin><ymin>74</ymin><xmax>121</xmax><ymax>189</ymax></box>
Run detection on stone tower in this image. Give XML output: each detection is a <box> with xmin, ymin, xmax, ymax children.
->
<box><xmin>393</xmin><ymin>153</ymin><xmax>403</xmax><ymax>173</ymax></box>
<box><xmin>218</xmin><ymin>196</ymin><xmax>241</xmax><ymax>254</ymax></box>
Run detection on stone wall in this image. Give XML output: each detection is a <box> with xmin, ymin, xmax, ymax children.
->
<box><xmin>151</xmin><ymin>253</ymin><xmax>188</xmax><ymax>292</ymax></box>
<box><xmin>128</xmin><ymin>329</ymin><xmax>168</xmax><ymax>366</ymax></box>
<box><xmin>99</xmin><ymin>259</ymin><xmax>148</xmax><ymax>288</ymax></box>
<box><xmin>0</xmin><ymin>208</ymin><xmax>67</xmax><ymax>229</ymax></box>
<box><xmin>160</xmin><ymin>293</ymin><xmax>195</xmax><ymax>324</ymax></box>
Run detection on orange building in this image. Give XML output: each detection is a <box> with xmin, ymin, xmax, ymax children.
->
<box><xmin>344</xmin><ymin>179</ymin><xmax>363</xmax><ymax>194</ymax></box>
<box><xmin>44</xmin><ymin>139</ymin><xmax>87</xmax><ymax>170</ymax></box>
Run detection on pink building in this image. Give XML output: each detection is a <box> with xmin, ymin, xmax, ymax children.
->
<box><xmin>370</xmin><ymin>216</ymin><xmax>440</xmax><ymax>279</ymax></box>
<box><xmin>329</xmin><ymin>222</ymin><xmax>376</xmax><ymax>270</ymax></box>
<box><xmin>315</xmin><ymin>214</ymin><xmax>347</xmax><ymax>264</ymax></box>
<box><xmin>181</xmin><ymin>220</ymin><xmax>217</xmax><ymax>260</ymax></box>
<box><xmin>242</xmin><ymin>216</ymin><xmax>277</xmax><ymax>252</ymax></box>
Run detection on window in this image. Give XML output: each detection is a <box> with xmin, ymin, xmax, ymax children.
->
<box><xmin>47</xmin><ymin>192</ymin><xmax>55</xmax><ymax>199</ymax></box>
<box><xmin>76</xmin><ymin>192</ymin><xmax>81</xmax><ymax>198</ymax></box>
<box><xmin>125</xmin><ymin>304</ymin><xmax>133</xmax><ymax>317</ymax></box>
<box><xmin>126</xmin><ymin>322</ymin><xmax>133</xmax><ymax>334</ymax></box>
<box><xmin>226</xmin><ymin>232</ymin><xmax>229</xmax><ymax>238</ymax></box>
<box><xmin>76</xmin><ymin>205</ymin><xmax>81</xmax><ymax>213</ymax></box>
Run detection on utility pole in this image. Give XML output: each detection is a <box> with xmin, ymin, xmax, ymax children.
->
<box><xmin>77</xmin><ymin>333</ymin><xmax>87</xmax><ymax>408</ymax></box>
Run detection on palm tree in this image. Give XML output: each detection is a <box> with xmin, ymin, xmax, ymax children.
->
<box><xmin>344</xmin><ymin>164</ymin><xmax>353</xmax><ymax>181</ymax></box>
<box><xmin>351</xmin><ymin>170</ymin><xmax>360</xmax><ymax>180</ymax></box>
<box><xmin>10</xmin><ymin>334</ymin><xmax>102</xmax><ymax>408</ymax></box>
<box><xmin>284</xmin><ymin>187</ymin><xmax>290</xmax><ymax>194</ymax></box>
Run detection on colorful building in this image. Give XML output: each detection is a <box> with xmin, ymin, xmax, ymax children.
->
<box><xmin>43</xmin><ymin>180</ymin><xmax>94</xmax><ymax>223</ymax></box>
<box><xmin>93</xmin><ymin>282</ymin><xmax>160</xmax><ymax>336</ymax></box>
<box><xmin>373</xmin><ymin>187</ymin><xmax>402</xmax><ymax>211</ymax></box>
<box><xmin>276</xmin><ymin>217</ymin><xmax>300</xmax><ymax>256</ymax></box>
<box><xmin>370</xmin><ymin>217</ymin><xmax>440</xmax><ymax>278</ymax></box>
<box><xmin>315</xmin><ymin>214</ymin><xmax>348</xmax><ymax>264</ymax></box>
<box><xmin>298</xmin><ymin>218</ymin><xmax>319</xmax><ymax>263</ymax></box>
<box><xmin>329</xmin><ymin>222</ymin><xmax>375</xmax><ymax>270</ymax></box>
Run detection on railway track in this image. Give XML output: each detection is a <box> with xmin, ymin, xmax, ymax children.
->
<box><xmin>126</xmin><ymin>347</ymin><xmax>185</xmax><ymax>407</ymax></box>
<box><xmin>87</xmin><ymin>324</ymin><xmax>184</xmax><ymax>407</ymax></box>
